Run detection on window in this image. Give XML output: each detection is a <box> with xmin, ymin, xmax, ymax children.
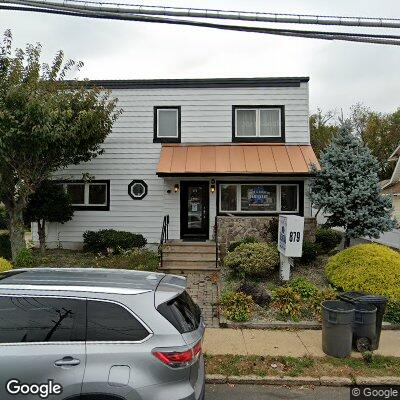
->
<box><xmin>86</xmin><ymin>300</ymin><xmax>150</xmax><ymax>342</ymax></box>
<box><xmin>128</xmin><ymin>180</ymin><xmax>148</xmax><ymax>200</ymax></box>
<box><xmin>233</xmin><ymin>106</ymin><xmax>284</xmax><ymax>142</ymax></box>
<box><xmin>63</xmin><ymin>180</ymin><xmax>110</xmax><ymax>211</ymax></box>
<box><xmin>219</xmin><ymin>183</ymin><xmax>299</xmax><ymax>214</ymax></box>
<box><xmin>154</xmin><ymin>106</ymin><xmax>181</xmax><ymax>143</ymax></box>
<box><xmin>220</xmin><ymin>184</ymin><xmax>237</xmax><ymax>212</ymax></box>
<box><xmin>157</xmin><ymin>291</ymin><xmax>201</xmax><ymax>334</ymax></box>
<box><xmin>0</xmin><ymin>296</ymin><xmax>86</xmax><ymax>343</ymax></box>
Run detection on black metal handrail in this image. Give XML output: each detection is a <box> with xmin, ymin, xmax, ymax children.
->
<box><xmin>159</xmin><ymin>215</ymin><xmax>170</xmax><ymax>268</ymax></box>
<box><xmin>214</xmin><ymin>215</ymin><xmax>219</xmax><ymax>268</ymax></box>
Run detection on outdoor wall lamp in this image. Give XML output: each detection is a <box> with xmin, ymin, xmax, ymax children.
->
<box><xmin>174</xmin><ymin>184</ymin><xmax>180</xmax><ymax>193</ymax></box>
<box><xmin>210</xmin><ymin>179</ymin><xmax>216</xmax><ymax>193</ymax></box>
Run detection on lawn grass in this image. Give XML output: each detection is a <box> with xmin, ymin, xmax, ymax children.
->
<box><xmin>29</xmin><ymin>248</ymin><xmax>159</xmax><ymax>271</ymax></box>
<box><xmin>205</xmin><ymin>354</ymin><xmax>400</xmax><ymax>378</ymax></box>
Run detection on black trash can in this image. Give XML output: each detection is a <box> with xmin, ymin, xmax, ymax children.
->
<box><xmin>322</xmin><ymin>300</ymin><xmax>355</xmax><ymax>358</ymax></box>
<box><xmin>353</xmin><ymin>303</ymin><xmax>377</xmax><ymax>352</ymax></box>
<box><xmin>339</xmin><ymin>292</ymin><xmax>388</xmax><ymax>350</ymax></box>
<box><xmin>356</xmin><ymin>295</ymin><xmax>388</xmax><ymax>350</ymax></box>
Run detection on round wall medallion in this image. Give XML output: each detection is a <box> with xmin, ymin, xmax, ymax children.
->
<box><xmin>128</xmin><ymin>180</ymin><xmax>148</xmax><ymax>200</ymax></box>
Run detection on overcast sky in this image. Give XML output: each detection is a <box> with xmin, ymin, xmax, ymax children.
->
<box><xmin>1</xmin><ymin>0</ymin><xmax>400</xmax><ymax>113</ymax></box>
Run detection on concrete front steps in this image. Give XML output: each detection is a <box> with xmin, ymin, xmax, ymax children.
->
<box><xmin>160</xmin><ymin>240</ymin><xmax>218</xmax><ymax>271</ymax></box>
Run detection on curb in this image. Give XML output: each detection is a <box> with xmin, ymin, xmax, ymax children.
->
<box><xmin>220</xmin><ymin>319</ymin><xmax>400</xmax><ymax>331</ymax></box>
<box><xmin>206</xmin><ymin>375</ymin><xmax>400</xmax><ymax>387</ymax></box>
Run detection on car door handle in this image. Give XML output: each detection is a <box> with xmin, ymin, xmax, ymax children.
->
<box><xmin>54</xmin><ymin>356</ymin><xmax>81</xmax><ymax>367</ymax></box>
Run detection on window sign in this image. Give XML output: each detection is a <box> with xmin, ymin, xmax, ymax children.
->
<box><xmin>219</xmin><ymin>183</ymin><xmax>298</xmax><ymax>214</ymax></box>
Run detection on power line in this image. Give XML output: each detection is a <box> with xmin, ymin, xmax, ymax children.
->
<box><xmin>3</xmin><ymin>2</ymin><xmax>400</xmax><ymax>46</ymax></box>
<box><xmin>4</xmin><ymin>0</ymin><xmax>400</xmax><ymax>29</ymax></box>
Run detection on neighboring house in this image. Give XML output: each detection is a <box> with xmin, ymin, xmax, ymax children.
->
<box><xmin>36</xmin><ymin>77</ymin><xmax>319</xmax><ymax>266</ymax></box>
<box><xmin>381</xmin><ymin>145</ymin><xmax>400</xmax><ymax>224</ymax></box>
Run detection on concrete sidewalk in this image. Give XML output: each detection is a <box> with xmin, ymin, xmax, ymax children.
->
<box><xmin>203</xmin><ymin>328</ymin><xmax>400</xmax><ymax>358</ymax></box>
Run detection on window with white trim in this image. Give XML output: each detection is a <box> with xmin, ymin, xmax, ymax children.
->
<box><xmin>234</xmin><ymin>107</ymin><xmax>282</xmax><ymax>138</ymax></box>
<box><xmin>219</xmin><ymin>183</ymin><xmax>299</xmax><ymax>214</ymax></box>
<box><xmin>154</xmin><ymin>107</ymin><xmax>181</xmax><ymax>142</ymax></box>
<box><xmin>63</xmin><ymin>181</ymin><xmax>109</xmax><ymax>210</ymax></box>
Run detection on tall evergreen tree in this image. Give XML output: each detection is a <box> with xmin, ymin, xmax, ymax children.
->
<box><xmin>310</xmin><ymin>121</ymin><xmax>396</xmax><ymax>248</ymax></box>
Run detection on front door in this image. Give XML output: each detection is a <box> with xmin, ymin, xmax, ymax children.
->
<box><xmin>181</xmin><ymin>181</ymin><xmax>209</xmax><ymax>240</ymax></box>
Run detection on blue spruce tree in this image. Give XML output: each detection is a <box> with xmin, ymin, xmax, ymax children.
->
<box><xmin>310</xmin><ymin>121</ymin><xmax>396</xmax><ymax>248</ymax></box>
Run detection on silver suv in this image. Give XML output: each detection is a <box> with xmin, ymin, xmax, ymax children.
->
<box><xmin>0</xmin><ymin>268</ymin><xmax>205</xmax><ymax>400</ymax></box>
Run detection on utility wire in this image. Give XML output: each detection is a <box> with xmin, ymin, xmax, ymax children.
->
<box><xmin>3</xmin><ymin>2</ymin><xmax>400</xmax><ymax>46</ymax></box>
<box><xmin>3</xmin><ymin>0</ymin><xmax>400</xmax><ymax>29</ymax></box>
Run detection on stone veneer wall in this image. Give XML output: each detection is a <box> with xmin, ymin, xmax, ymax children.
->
<box><xmin>216</xmin><ymin>216</ymin><xmax>317</xmax><ymax>259</ymax></box>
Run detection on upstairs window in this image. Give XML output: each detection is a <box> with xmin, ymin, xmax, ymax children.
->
<box><xmin>233</xmin><ymin>106</ymin><xmax>284</xmax><ymax>142</ymax></box>
<box><xmin>62</xmin><ymin>180</ymin><xmax>110</xmax><ymax>211</ymax></box>
<box><xmin>154</xmin><ymin>106</ymin><xmax>181</xmax><ymax>143</ymax></box>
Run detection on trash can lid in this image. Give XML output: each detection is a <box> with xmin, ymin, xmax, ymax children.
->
<box><xmin>338</xmin><ymin>291</ymin><xmax>365</xmax><ymax>301</ymax></box>
<box><xmin>322</xmin><ymin>300</ymin><xmax>355</xmax><ymax>313</ymax></box>
<box><xmin>356</xmin><ymin>295</ymin><xmax>388</xmax><ymax>304</ymax></box>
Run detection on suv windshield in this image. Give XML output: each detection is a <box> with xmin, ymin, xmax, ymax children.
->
<box><xmin>157</xmin><ymin>291</ymin><xmax>201</xmax><ymax>333</ymax></box>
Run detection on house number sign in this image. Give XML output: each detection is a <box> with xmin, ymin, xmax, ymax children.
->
<box><xmin>278</xmin><ymin>215</ymin><xmax>304</xmax><ymax>281</ymax></box>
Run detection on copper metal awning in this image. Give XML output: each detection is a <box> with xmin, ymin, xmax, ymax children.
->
<box><xmin>157</xmin><ymin>143</ymin><xmax>320</xmax><ymax>176</ymax></box>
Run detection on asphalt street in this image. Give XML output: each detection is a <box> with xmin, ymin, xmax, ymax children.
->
<box><xmin>205</xmin><ymin>384</ymin><xmax>349</xmax><ymax>400</ymax></box>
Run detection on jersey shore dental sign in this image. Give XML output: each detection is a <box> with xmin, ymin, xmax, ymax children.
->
<box><xmin>278</xmin><ymin>215</ymin><xmax>304</xmax><ymax>280</ymax></box>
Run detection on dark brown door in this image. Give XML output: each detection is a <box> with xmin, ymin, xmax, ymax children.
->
<box><xmin>180</xmin><ymin>181</ymin><xmax>209</xmax><ymax>239</ymax></box>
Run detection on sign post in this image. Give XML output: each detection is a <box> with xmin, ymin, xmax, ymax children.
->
<box><xmin>278</xmin><ymin>215</ymin><xmax>305</xmax><ymax>281</ymax></box>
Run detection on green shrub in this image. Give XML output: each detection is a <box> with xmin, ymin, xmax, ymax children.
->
<box><xmin>83</xmin><ymin>229</ymin><xmax>147</xmax><ymax>254</ymax></box>
<box><xmin>220</xmin><ymin>291</ymin><xmax>254</xmax><ymax>322</ymax></box>
<box><xmin>272</xmin><ymin>286</ymin><xmax>302</xmax><ymax>321</ymax></box>
<box><xmin>0</xmin><ymin>206</ymin><xmax>8</xmax><ymax>230</ymax></box>
<box><xmin>224</xmin><ymin>242</ymin><xmax>279</xmax><ymax>278</ymax></box>
<box><xmin>0</xmin><ymin>257</ymin><xmax>12</xmax><ymax>272</ymax></box>
<box><xmin>14</xmin><ymin>248</ymin><xmax>35</xmax><ymax>269</ymax></box>
<box><xmin>299</xmin><ymin>241</ymin><xmax>319</xmax><ymax>264</ymax></box>
<box><xmin>315</xmin><ymin>228</ymin><xmax>342</xmax><ymax>253</ymax></box>
<box><xmin>228</xmin><ymin>237</ymin><xmax>258</xmax><ymax>253</ymax></box>
<box><xmin>325</xmin><ymin>244</ymin><xmax>400</xmax><ymax>299</ymax></box>
<box><xmin>264</xmin><ymin>217</ymin><xmax>279</xmax><ymax>243</ymax></box>
<box><xmin>385</xmin><ymin>300</ymin><xmax>400</xmax><ymax>324</ymax></box>
<box><xmin>0</xmin><ymin>232</ymin><xmax>11</xmax><ymax>260</ymax></box>
<box><xmin>325</xmin><ymin>243</ymin><xmax>400</xmax><ymax>322</ymax></box>
<box><xmin>289</xmin><ymin>277</ymin><xmax>319</xmax><ymax>300</ymax></box>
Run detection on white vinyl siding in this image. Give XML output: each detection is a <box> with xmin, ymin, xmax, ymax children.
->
<box><xmin>37</xmin><ymin>82</ymin><xmax>310</xmax><ymax>248</ymax></box>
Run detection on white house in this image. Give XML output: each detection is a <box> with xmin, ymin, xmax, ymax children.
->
<box><xmin>381</xmin><ymin>145</ymin><xmax>400</xmax><ymax>224</ymax></box>
<box><xmin>40</xmin><ymin>77</ymin><xmax>319</xmax><ymax>265</ymax></box>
